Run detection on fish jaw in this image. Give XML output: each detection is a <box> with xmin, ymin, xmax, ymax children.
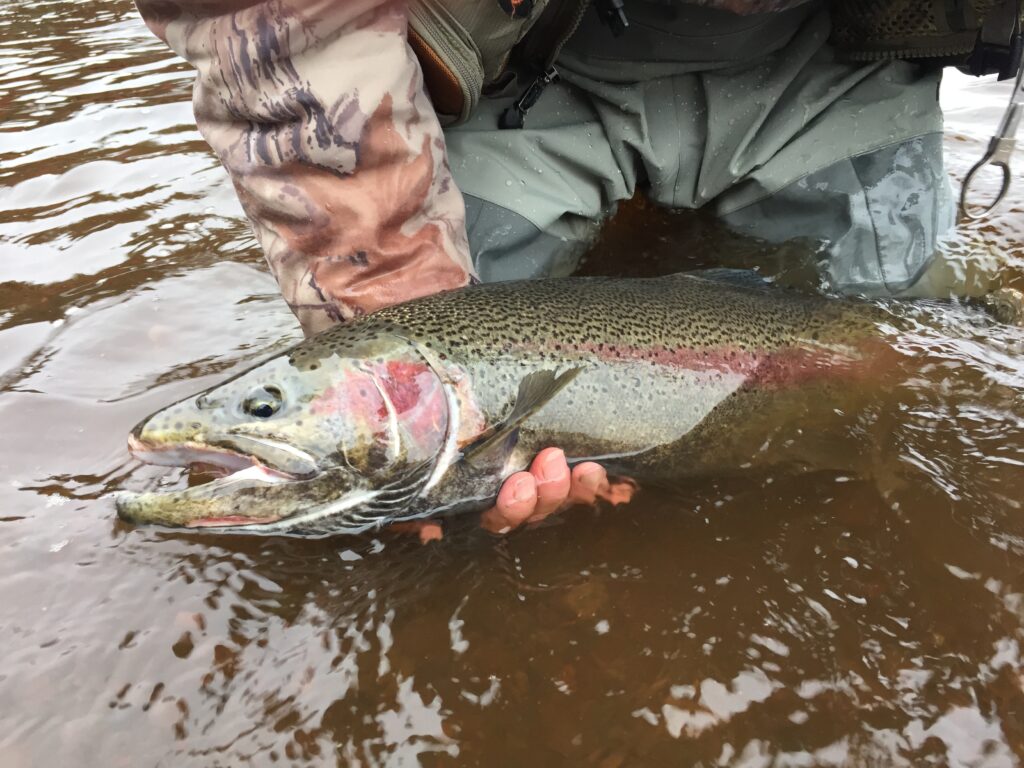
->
<box><xmin>127</xmin><ymin>433</ymin><xmax>284</xmax><ymax>477</ymax></box>
<box><xmin>120</xmin><ymin>425</ymin><xmax>326</xmax><ymax>529</ymax></box>
<box><xmin>114</xmin><ymin>463</ymin><xmax>378</xmax><ymax>533</ymax></box>
<box><xmin>119</xmin><ymin>427</ymin><xmax>387</xmax><ymax>533</ymax></box>
<box><xmin>116</xmin><ymin>453</ymin><xmax>296</xmax><ymax>528</ymax></box>
<box><xmin>128</xmin><ymin>408</ymin><xmax>321</xmax><ymax>480</ymax></box>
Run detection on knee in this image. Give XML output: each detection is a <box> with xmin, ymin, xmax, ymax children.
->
<box><xmin>463</xmin><ymin>194</ymin><xmax>598</xmax><ymax>282</ymax></box>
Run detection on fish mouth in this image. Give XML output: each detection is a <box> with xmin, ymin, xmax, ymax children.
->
<box><xmin>122</xmin><ymin>435</ymin><xmax>313</xmax><ymax>528</ymax></box>
<box><xmin>127</xmin><ymin>434</ymin><xmax>302</xmax><ymax>482</ymax></box>
<box><xmin>119</xmin><ymin>433</ymin><xmax>378</xmax><ymax>535</ymax></box>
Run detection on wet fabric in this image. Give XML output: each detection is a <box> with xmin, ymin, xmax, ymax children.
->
<box><xmin>446</xmin><ymin>0</ymin><xmax>952</xmax><ymax>295</ymax></box>
<box><xmin>463</xmin><ymin>194</ymin><xmax>598</xmax><ymax>282</ymax></box>
<box><xmin>724</xmin><ymin>134</ymin><xmax>955</xmax><ymax>294</ymax></box>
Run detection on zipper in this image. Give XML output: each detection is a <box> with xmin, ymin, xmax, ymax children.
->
<box><xmin>500</xmin><ymin>0</ymin><xmax>593</xmax><ymax>129</ymax></box>
<box><xmin>499</xmin><ymin>65</ymin><xmax>561</xmax><ymax>129</ymax></box>
<box><xmin>542</xmin><ymin>0</ymin><xmax>593</xmax><ymax>69</ymax></box>
<box><xmin>844</xmin><ymin>43</ymin><xmax>976</xmax><ymax>60</ymax></box>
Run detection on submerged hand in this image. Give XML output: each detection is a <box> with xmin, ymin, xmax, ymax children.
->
<box><xmin>394</xmin><ymin>447</ymin><xmax>635</xmax><ymax>543</ymax></box>
<box><xmin>480</xmin><ymin>447</ymin><xmax>635</xmax><ymax>534</ymax></box>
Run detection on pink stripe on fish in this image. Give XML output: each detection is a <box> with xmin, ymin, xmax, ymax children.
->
<box><xmin>562</xmin><ymin>340</ymin><xmax>881</xmax><ymax>389</ymax></box>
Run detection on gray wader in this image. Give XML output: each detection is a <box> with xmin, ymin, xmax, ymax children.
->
<box><xmin>444</xmin><ymin>0</ymin><xmax>956</xmax><ymax>296</ymax></box>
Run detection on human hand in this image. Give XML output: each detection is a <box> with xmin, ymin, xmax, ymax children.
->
<box><xmin>392</xmin><ymin>447</ymin><xmax>635</xmax><ymax>543</ymax></box>
<box><xmin>480</xmin><ymin>447</ymin><xmax>636</xmax><ymax>534</ymax></box>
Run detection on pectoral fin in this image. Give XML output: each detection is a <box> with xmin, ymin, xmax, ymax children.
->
<box><xmin>462</xmin><ymin>367</ymin><xmax>582</xmax><ymax>467</ymax></box>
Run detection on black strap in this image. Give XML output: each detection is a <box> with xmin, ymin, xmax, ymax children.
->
<box><xmin>964</xmin><ymin>0</ymin><xmax>1023</xmax><ymax>78</ymax></box>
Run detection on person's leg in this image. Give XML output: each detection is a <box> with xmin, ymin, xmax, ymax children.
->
<box><xmin>459</xmin><ymin>195</ymin><xmax>604</xmax><ymax>283</ymax></box>
<box><xmin>672</xmin><ymin>5</ymin><xmax>960</xmax><ymax>298</ymax></box>
<box><xmin>554</xmin><ymin>1</ymin><xmax>957</xmax><ymax>297</ymax></box>
<box><xmin>720</xmin><ymin>134</ymin><xmax>957</xmax><ymax>296</ymax></box>
<box><xmin>449</xmin><ymin>0</ymin><xmax>840</xmax><ymax>284</ymax></box>
<box><xmin>443</xmin><ymin>76</ymin><xmax>635</xmax><ymax>282</ymax></box>
<box><xmin>445</xmin><ymin>1</ymin><xmax>971</xmax><ymax>301</ymax></box>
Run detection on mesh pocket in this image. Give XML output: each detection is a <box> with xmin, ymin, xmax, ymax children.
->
<box><xmin>830</xmin><ymin>0</ymin><xmax>999</xmax><ymax>60</ymax></box>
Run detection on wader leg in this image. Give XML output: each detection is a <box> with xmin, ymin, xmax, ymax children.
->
<box><xmin>462</xmin><ymin>194</ymin><xmax>603</xmax><ymax>283</ymax></box>
<box><xmin>443</xmin><ymin>75</ymin><xmax>633</xmax><ymax>283</ymax></box>
<box><xmin>446</xmin><ymin>1</ymin><xmax>966</xmax><ymax>296</ymax></box>
<box><xmin>719</xmin><ymin>134</ymin><xmax>956</xmax><ymax>297</ymax></box>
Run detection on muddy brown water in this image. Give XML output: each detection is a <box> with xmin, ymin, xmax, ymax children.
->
<box><xmin>3</xmin><ymin>2</ymin><xmax>1024</xmax><ymax>766</ymax></box>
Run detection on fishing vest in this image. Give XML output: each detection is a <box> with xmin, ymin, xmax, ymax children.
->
<box><xmin>409</xmin><ymin>0</ymin><xmax>1023</xmax><ymax>126</ymax></box>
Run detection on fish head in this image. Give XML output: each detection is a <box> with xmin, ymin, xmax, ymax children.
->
<box><xmin>117</xmin><ymin>331</ymin><xmax>454</xmax><ymax>534</ymax></box>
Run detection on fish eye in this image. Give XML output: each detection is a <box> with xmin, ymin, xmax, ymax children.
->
<box><xmin>242</xmin><ymin>385</ymin><xmax>283</xmax><ymax>419</ymax></box>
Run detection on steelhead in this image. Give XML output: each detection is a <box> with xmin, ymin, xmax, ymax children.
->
<box><xmin>116</xmin><ymin>273</ymin><xmax>890</xmax><ymax>535</ymax></box>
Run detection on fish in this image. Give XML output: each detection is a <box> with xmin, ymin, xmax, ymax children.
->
<box><xmin>115</xmin><ymin>272</ymin><xmax>893</xmax><ymax>535</ymax></box>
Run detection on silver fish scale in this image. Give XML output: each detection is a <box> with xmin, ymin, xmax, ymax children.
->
<box><xmin>352</xmin><ymin>274</ymin><xmax>882</xmax><ymax>482</ymax></box>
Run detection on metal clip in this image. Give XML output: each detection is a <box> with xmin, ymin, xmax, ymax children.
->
<box><xmin>959</xmin><ymin>63</ymin><xmax>1024</xmax><ymax>220</ymax></box>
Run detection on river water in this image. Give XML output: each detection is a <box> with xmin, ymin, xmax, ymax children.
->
<box><xmin>2</xmin><ymin>2</ymin><xmax>1024</xmax><ymax>765</ymax></box>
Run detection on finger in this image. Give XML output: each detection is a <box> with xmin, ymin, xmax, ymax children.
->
<box><xmin>600</xmin><ymin>477</ymin><xmax>639</xmax><ymax>506</ymax></box>
<box><xmin>417</xmin><ymin>522</ymin><xmax>444</xmax><ymax>543</ymax></box>
<box><xmin>567</xmin><ymin>462</ymin><xmax>609</xmax><ymax>506</ymax></box>
<box><xmin>527</xmin><ymin>447</ymin><xmax>571</xmax><ymax>523</ymax></box>
<box><xmin>389</xmin><ymin>520</ymin><xmax>444</xmax><ymax>543</ymax></box>
<box><xmin>480</xmin><ymin>472</ymin><xmax>537</xmax><ymax>534</ymax></box>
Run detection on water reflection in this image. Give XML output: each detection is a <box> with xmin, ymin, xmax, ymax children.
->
<box><xmin>2</xmin><ymin>1</ymin><xmax>1024</xmax><ymax>766</ymax></box>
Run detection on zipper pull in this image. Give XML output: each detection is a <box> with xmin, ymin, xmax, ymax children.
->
<box><xmin>595</xmin><ymin>0</ymin><xmax>628</xmax><ymax>37</ymax></box>
<box><xmin>499</xmin><ymin>66</ymin><xmax>560</xmax><ymax>130</ymax></box>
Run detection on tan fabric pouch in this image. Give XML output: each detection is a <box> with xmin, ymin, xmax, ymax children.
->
<box><xmin>409</xmin><ymin>0</ymin><xmax>554</xmax><ymax>124</ymax></box>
